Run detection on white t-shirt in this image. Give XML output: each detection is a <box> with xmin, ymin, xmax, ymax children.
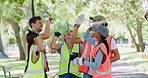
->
<box><xmin>110</xmin><ymin>38</ymin><xmax>117</xmax><ymax>50</ymax></box>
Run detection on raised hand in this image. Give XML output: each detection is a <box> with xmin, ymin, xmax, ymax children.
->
<box><xmin>75</xmin><ymin>14</ymin><xmax>85</xmax><ymax>25</ymax></box>
<box><xmin>54</xmin><ymin>32</ymin><xmax>61</xmax><ymax>37</ymax></box>
<box><xmin>41</xmin><ymin>9</ymin><xmax>49</xmax><ymax>21</ymax></box>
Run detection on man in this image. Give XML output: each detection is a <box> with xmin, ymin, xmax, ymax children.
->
<box><xmin>72</xmin><ymin>15</ymin><xmax>120</xmax><ymax>78</ymax></box>
<box><xmin>24</xmin><ymin>14</ymin><xmax>51</xmax><ymax>78</ymax></box>
<box><xmin>50</xmin><ymin>30</ymin><xmax>82</xmax><ymax>78</ymax></box>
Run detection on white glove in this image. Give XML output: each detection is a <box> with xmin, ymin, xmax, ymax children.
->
<box><xmin>75</xmin><ymin>14</ymin><xmax>85</xmax><ymax>25</ymax></box>
<box><xmin>71</xmin><ymin>57</ymin><xmax>79</xmax><ymax>66</ymax></box>
<box><xmin>78</xmin><ymin>57</ymin><xmax>84</xmax><ymax>66</ymax></box>
<box><xmin>71</xmin><ymin>57</ymin><xmax>84</xmax><ymax>66</ymax></box>
<box><xmin>41</xmin><ymin>9</ymin><xmax>49</xmax><ymax>21</ymax></box>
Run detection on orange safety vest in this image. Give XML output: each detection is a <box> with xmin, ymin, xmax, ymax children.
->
<box><xmin>92</xmin><ymin>43</ymin><xmax>112</xmax><ymax>78</ymax></box>
<box><xmin>78</xmin><ymin>40</ymin><xmax>92</xmax><ymax>73</ymax></box>
<box><xmin>107</xmin><ymin>36</ymin><xmax>113</xmax><ymax>59</ymax></box>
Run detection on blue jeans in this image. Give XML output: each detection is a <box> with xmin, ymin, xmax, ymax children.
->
<box><xmin>83</xmin><ymin>73</ymin><xmax>93</xmax><ymax>78</ymax></box>
<box><xmin>59</xmin><ymin>73</ymin><xmax>79</xmax><ymax>78</ymax></box>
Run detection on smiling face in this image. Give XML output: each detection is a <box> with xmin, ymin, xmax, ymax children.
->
<box><xmin>64</xmin><ymin>30</ymin><xmax>73</xmax><ymax>39</ymax></box>
<box><xmin>32</xmin><ymin>20</ymin><xmax>43</xmax><ymax>32</ymax></box>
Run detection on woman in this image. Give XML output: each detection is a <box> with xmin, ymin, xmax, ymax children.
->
<box><xmin>74</xmin><ymin>26</ymin><xmax>112</xmax><ymax>78</ymax></box>
<box><xmin>23</xmin><ymin>30</ymin><xmax>46</xmax><ymax>78</ymax></box>
<box><xmin>84</xmin><ymin>26</ymin><xmax>111</xmax><ymax>78</ymax></box>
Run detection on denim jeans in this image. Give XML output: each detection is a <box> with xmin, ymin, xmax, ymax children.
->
<box><xmin>83</xmin><ymin>73</ymin><xmax>93</xmax><ymax>78</ymax></box>
<box><xmin>59</xmin><ymin>73</ymin><xmax>79</xmax><ymax>78</ymax></box>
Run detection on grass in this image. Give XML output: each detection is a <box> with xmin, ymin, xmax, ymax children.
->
<box><xmin>0</xmin><ymin>55</ymin><xmax>60</xmax><ymax>78</ymax></box>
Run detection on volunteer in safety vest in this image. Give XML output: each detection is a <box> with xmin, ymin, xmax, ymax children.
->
<box><xmin>90</xmin><ymin>15</ymin><xmax>120</xmax><ymax>62</ymax></box>
<box><xmin>50</xmin><ymin>30</ymin><xmax>82</xmax><ymax>78</ymax></box>
<box><xmin>24</xmin><ymin>16</ymin><xmax>51</xmax><ymax>78</ymax></box>
<box><xmin>23</xmin><ymin>30</ymin><xmax>46</xmax><ymax>78</ymax></box>
<box><xmin>72</xmin><ymin>15</ymin><xmax>119</xmax><ymax>78</ymax></box>
<box><xmin>73</xmin><ymin>26</ymin><xmax>112</xmax><ymax>78</ymax></box>
<box><xmin>72</xmin><ymin>14</ymin><xmax>94</xmax><ymax>78</ymax></box>
<box><xmin>72</xmin><ymin>24</ymin><xmax>94</xmax><ymax>78</ymax></box>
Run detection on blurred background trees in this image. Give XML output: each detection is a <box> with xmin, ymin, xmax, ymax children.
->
<box><xmin>0</xmin><ymin>0</ymin><xmax>147</xmax><ymax>60</ymax></box>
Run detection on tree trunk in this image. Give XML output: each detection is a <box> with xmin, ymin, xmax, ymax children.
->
<box><xmin>129</xmin><ymin>0</ymin><xmax>145</xmax><ymax>52</ymax></box>
<box><xmin>126</xmin><ymin>24</ymin><xmax>140</xmax><ymax>52</ymax></box>
<box><xmin>136</xmin><ymin>19</ymin><xmax>145</xmax><ymax>52</ymax></box>
<box><xmin>7</xmin><ymin>19</ymin><xmax>25</xmax><ymax>60</ymax></box>
<box><xmin>0</xmin><ymin>34</ymin><xmax>8</xmax><ymax>58</ymax></box>
<box><xmin>21</xmin><ymin>29</ymin><xmax>27</xmax><ymax>57</ymax></box>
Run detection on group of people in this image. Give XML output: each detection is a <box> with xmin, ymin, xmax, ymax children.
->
<box><xmin>23</xmin><ymin>13</ymin><xmax>120</xmax><ymax>78</ymax></box>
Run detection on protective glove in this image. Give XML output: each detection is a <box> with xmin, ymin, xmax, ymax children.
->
<box><xmin>75</xmin><ymin>14</ymin><xmax>85</xmax><ymax>25</ymax></box>
<box><xmin>54</xmin><ymin>32</ymin><xmax>61</xmax><ymax>37</ymax></box>
<box><xmin>71</xmin><ymin>57</ymin><xmax>84</xmax><ymax>66</ymax></box>
<box><xmin>27</xmin><ymin>29</ymin><xmax>39</xmax><ymax>37</ymax></box>
<box><xmin>41</xmin><ymin>9</ymin><xmax>49</xmax><ymax>21</ymax></box>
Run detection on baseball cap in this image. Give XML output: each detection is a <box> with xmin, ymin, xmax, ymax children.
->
<box><xmin>90</xmin><ymin>15</ymin><xmax>105</xmax><ymax>21</ymax></box>
<box><xmin>92</xmin><ymin>26</ymin><xmax>109</xmax><ymax>37</ymax></box>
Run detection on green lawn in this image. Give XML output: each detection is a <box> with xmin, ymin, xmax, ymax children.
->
<box><xmin>0</xmin><ymin>54</ymin><xmax>60</xmax><ymax>78</ymax></box>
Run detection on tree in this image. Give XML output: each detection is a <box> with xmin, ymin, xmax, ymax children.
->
<box><xmin>0</xmin><ymin>0</ymin><xmax>30</xmax><ymax>60</ymax></box>
<box><xmin>92</xmin><ymin>0</ymin><xmax>146</xmax><ymax>52</ymax></box>
<box><xmin>0</xmin><ymin>33</ymin><xmax>8</xmax><ymax>58</ymax></box>
<box><xmin>112</xmin><ymin>0</ymin><xmax>146</xmax><ymax>52</ymax></box>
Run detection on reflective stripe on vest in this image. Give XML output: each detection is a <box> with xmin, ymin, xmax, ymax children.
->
<box><xmin>79</xmin><ymin>40</ymin><xmax>92</xmax><ymax>73</ymax></box>
<box><xmin>25</xmin><ymin>70</ymin><xmax>44</xmax><ymax>74</ymax></box>
<box><xmin>59</xmin><ymin>68</ymin><xmax>78</xmax><ymax>72</ymax></box>
<box><xmin>60</xmin><ymin>58</ymin><xmax>69</xmax><ymax>63</ymax></box>
<box><xmin>94</xmin><ymin>69</ymin><xmax>111</xmax><ymax>75</ymax></box>
<box><xmin>92</xmin><ymin>43</ymin><xmax>111</xmax><ymax>76</ymax></box>
<box><xmin>81</xmin><ymin>40</ymin><xmax>91</xmax><ymax>59</ymax></box>
<box><xmin>23</xmin><ymin>45</ymin><xmax>44</xmax><ymax>78</ymax></box>
<box><xmin>58</xmin><ymin>43</ymin><xmax>81</xmax><ymax>77</ymax></box>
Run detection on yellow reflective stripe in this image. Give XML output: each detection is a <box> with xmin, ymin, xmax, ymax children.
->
<box><xmin>75</xmin><ymin>44</ymin><xmax>79</xmax><ymax>53</ymax></box>
<box><xmin>60</xmin><ymin>59</ymin><xmax>69</xmax><ymax>63</ymax></box>
<box><xmin>59</xmin><ymin>68</ymin><xmax>78</xmax><ymax>72</ymax></box>
<box><xmin>61</xmin><ymin>44</ymin><xmax>65</xmax><ymax>57</ymax></box>
<box><xmin>94</xmin><ymin>69</ymin><xmax>111</xmax><ymax>75</ymax></box>
<box><xmin>25</xmin><ymin>70</ymin><xmax>44</xmax><ymax>74</ymax></box>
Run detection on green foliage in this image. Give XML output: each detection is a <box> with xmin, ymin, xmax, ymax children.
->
<box><xmin>0</xmin><ymin>0</ymin><xmax>147</xmax><ymax>47</ymax></box>
<box><xmin>8</xmin><ymin>38</ymin><xmax>16</xmax><ymax>45</ymax></box>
